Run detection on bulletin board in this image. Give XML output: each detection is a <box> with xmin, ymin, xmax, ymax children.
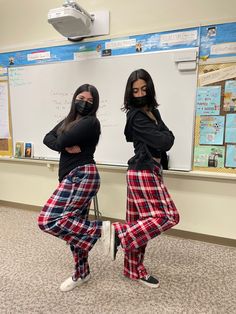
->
<box><xmin>192</xmin><ymin>22</ymin><xmax>236</xmax><ymax>174</ymax></box>
<box><xmin>193</xmin><ymin>62</ymin><xmax>236</xmax><ymax>174</ymax></box>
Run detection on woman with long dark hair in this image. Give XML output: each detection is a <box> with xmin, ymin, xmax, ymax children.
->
<box><xmin>38</xmin><ymin>84</ymin><xmax>110</xmax><ymax>292</ymax></box>
<box><xmin>111</xmin><ymin>69</ymin><xmax>179</xmax><ymax>288</ymax></box>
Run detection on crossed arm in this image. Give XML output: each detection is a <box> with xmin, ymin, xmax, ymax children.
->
<box><xmin>65</xmin><ymin>145</ymin><xmax>81</xmax><ymax>154</ymax></box>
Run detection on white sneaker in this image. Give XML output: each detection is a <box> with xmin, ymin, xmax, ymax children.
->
<box><xmin>101</xmin><ymin>221</ymin><xmax>111</xmax><ymax>255</ymax></box>
<box><xmin>60</xmin><ymin>273</ymin><xmax>91</xmax><ymax>292</ymax></box>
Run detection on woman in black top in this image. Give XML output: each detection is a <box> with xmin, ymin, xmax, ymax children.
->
<box><xmin>111</xmin><ymin>69</ymin><xmax>180</xmax><ymax>288</ymax></box>
<box><xmin>38</xmin><ymin>84</ymin><xmax>110</xmax><ymax>292</ymax></box>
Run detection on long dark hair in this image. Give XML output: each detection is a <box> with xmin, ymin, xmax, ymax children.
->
<box><xmin>58</xmin><ymin>84</ymin><xmax>99</xmax><ymax>133</ymax></box>
<box><xmin>122</xmin><ymin>68</ymin><xmax>159</xmax><ymax>111</ymax></box>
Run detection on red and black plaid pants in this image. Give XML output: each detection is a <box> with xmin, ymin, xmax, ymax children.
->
<box><xmin>113</xmin><ymin>164</ymin><xmax>179</xmax><ymax>279</ymax></box>
<box><xmin>38</xmin><ymin>164</ymin><xmax>102</xmax><ymax>280</ymax></box>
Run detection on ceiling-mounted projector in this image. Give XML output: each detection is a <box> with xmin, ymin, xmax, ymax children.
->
<box><xmin>48</xmin><ymin>0</ymin><xmax>109</xmax><ymax>40</ymax></box>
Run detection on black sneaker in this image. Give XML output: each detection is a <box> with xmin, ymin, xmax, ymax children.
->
<box><xmin>139</xmin><ymin>275</ymin><xmax>160</xmax><ymax>288</ymax></box>
<box><xmin>110</xmin><ymin>224</ymin><xmax>121</xmax><ymax>261</ymax></box>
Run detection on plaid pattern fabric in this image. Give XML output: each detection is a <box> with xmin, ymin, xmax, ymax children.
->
<box><xmin>38</xmin><ymin>164</ymin><xmax>102</xmax><ymax>279</ymax></box>
<box><xmin>70</xmin><ymin>244</ymin><xmax>89</xmax><ymax>280</ymax></box>
<box><xmin>113</xmin><ymin>164</ymin><xmax>179</xmax><ymax>279</ymax></box>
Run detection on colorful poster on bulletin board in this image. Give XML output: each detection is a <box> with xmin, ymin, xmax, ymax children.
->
<box><xmin>223</xmin><ymin>80</ymin><xmax>236</xmax><ymax>112</ymax></box>
<box><xmin>199</xmin><ymin>116</ymin><xmax>225</xmax><ymax>145</ymax></box>
<box><xmin>225</xmin><ymin>114</ymin><xmax>236</xmax><ymax>143</ymax></box>
<box><xmin>194</xmin><ymin>145</ymin><xmax>225</xmax><ymax>168</ymax></box>
<box><xmin>225</xmin><ymin>145</ymin><xmax>236</xmax><ymax>167</ymax></box>
<box><xmin>196</xmin><ymin>86</ymin><xmax>221</xmax><ymax>115</ymax></box>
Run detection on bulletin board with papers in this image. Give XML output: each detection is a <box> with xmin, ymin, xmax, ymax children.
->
<box><xmin>193</xmin><ymin>22</ymin><xmax>236</xmax><ymax>174</ymax></box>
<box><xmin>193</xmin><ymin>63</ymin><xmax>236</xmax><ymax>174</ymax></box>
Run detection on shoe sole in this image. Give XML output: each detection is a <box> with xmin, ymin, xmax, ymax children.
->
<box><xmin>110</xmin><ymin>224</ymin><xmax>116</xmax><ymax>261</ymax></box>
<box><xmin>60</xmin><ymin>274</ymin><xmax>91</xmax><ymax>292</ymax></box>
<box><xmin>138</xmin><ymin>279</ymin><xmax>160</xmax><ymax>288</ymax></box>
<box><xmin>102</xmin><ymin>221</ymin><xmax>111</xmax><ymax>255</ymax></box>
<box><xmin>82</xmin><ymin>274</ymin><xmax>91</xmax><ymax>284</ymax></box>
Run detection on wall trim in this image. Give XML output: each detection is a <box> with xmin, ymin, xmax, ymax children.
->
<box><xmin>1</xmin><ymin>200</ymin><xmax>235</xmax><ymax>248</ymax></box>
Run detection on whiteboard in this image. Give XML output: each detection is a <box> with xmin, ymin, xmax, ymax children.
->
<box><xmin>8</xmin><ymin>48</ymin><xmax>198</xmax><ymax>170</ymax></box>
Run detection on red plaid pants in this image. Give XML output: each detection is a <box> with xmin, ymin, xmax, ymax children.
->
<box><xmin>113</xmin><ymin>164</ymin><xmax>179</xmax><ymax>279</ymax></box>
<box><xmin>38</xmin><ymin>164</ymin><xmax>102</xmax><ymax>280</ymax></box>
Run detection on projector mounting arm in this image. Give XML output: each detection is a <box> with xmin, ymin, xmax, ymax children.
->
<box><xmin>63</xmin><ymin>0</ymin><xmax>94</xmax><ymax>22</ymax></box>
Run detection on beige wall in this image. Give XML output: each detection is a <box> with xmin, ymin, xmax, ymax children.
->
<box><xmin>0</xmin><ymin>159</ymin><xmax>236</xmax><ymax>240</ymax></box>
<box><xmin>1</xmin><ymin>0</ymin><xmax>236</xmax><ymax>50</ymax></box>
<box><xmin>0</xmin><ymin>0</ymin><xmax>236</xmax><ymax>240</ymax></box>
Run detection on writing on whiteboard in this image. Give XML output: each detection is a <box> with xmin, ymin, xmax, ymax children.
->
<box><xmin>0</xmin><ymin>82</ymin><xmax>10</xmax><ymax>138</ymax></box>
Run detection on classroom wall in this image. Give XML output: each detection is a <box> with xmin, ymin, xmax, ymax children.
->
<box><xmin>0</xmin><ymin>0</ymin><xmax>236</xmax><ymax>240</ymax></box>
<box><xmin>1</xmin><ymin>0</ymin><xmax>236</xmax><ymax>51</ymax></box>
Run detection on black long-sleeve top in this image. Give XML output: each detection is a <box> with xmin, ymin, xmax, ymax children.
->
<box><xmin>124</xmin><ymin>108</ymin><xmax>175</xmax><ymax>170</ymax></box>
<box><xmin>43</xmin><ymin>116</ymin><xmax>101</xmax><ymax>182</ymax></box>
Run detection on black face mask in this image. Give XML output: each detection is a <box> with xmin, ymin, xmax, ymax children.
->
<box><xmin>131</xmin><ymin>95</ymin><xmax>149</xmax><ymax>108</ymax></box>
<box><xmin>75</xmin><ymin>100</ymin><xmax>93</xmax><ymax>116</ymax></box>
